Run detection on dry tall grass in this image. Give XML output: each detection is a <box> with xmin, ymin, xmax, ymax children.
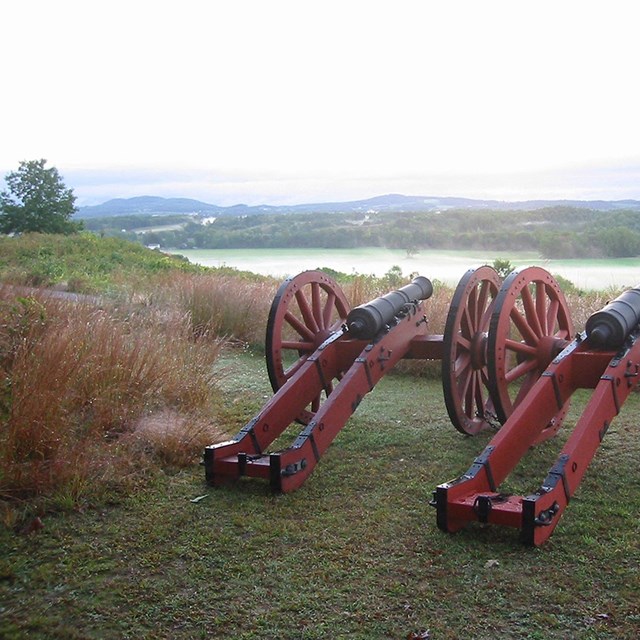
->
<box><xmin>0</xmin><ymin>286</ymin><xmax>225</xmax><ymax>509</ymax></box>
<box><xmin>149</xmin><ymin>272</ymin><xmax>277</xmax><ymax>345</ymax></box>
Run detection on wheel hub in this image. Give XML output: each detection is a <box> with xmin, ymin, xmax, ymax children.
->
<box><xmin>469</xmin><ymin>331</ymin><xmax>488</xmax><ymax>370</ymax></box>
<box><xmin>535</xmin><ymin>335</ymin><xmax>569</xmax><ymax>372</ymax></box>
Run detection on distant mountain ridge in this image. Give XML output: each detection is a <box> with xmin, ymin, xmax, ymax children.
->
<box><xmin>75</xmin><ymin>193</ymin><xmax>640</xmax><ymax>218</ymax></box>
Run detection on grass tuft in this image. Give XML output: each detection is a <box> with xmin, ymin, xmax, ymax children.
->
<box><xmin>0</xmin><ymin>286</ymin><xmax>224</xmax><ymax>513</ymax></box>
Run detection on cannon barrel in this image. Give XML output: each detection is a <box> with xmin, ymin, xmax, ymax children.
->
<box><xmin>346</xmin><ymin>276</ymin><xmax>433</xmax><ymax>340</ymax></box>
<box><xmin>585</xmin><ymin>285</ymin><xmax>640</xmax><ymax>348</ymax></box>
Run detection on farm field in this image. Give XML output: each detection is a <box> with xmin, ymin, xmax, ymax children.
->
<box><xmin>171</xmin><ymin>248</ymin><xmax>640</xmax><ymax>290</ymax></box>
<box><xmin>2</xmin><ymin>348</ymin><xmax>639</xmax><ymax>639</ymax></box>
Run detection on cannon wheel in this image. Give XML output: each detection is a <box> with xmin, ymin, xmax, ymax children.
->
<box><xmin>442</xmin><ymin>266</ymin><xmax>502</xmax><ymax>435</ymax></box>
<box><xmin>487</xmin><ymin>266</ymin><xmax>573</xmax><ymax>439</ymax></box>
<box><xmin>265</xmin><ymin>270</ymin><xmax>351</xmax><ymax>424</ymax></box>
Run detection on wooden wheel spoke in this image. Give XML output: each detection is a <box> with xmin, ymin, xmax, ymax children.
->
<box><xmin>467</xmin><ymin>371</ymin><xmax>487</xmax><ymax>418</ymax></box>
<box><xmin>463</xmin><ymin>370</ymin><xmax>480</xmax><ymax>415</ymax></box>
<box><xmin>480</xmin><ymin>304</ymin><xmax>494</xmax><ymax>328</ymax></box>
<box><xmin>311</xmin><ymin>282</ymin><xmax>324</xmax><ymax>330</ymax></box>
<box><xmin>505</xmin><ymin>357</ymin><xmax>538</xmax><ymax>383</ymax></box>
<box><xmin>461</xmin><ymin>304</ymin><xmax>474</xmax><ymax>338</ymax></box>
<box><xmin>473</xmin><ymin>371</ymin><xmax>487</xmax><ymax>416</ymax></box>
<box><xmin>472</xmin><ymin>283</ymin><xmax>490</xmax><ymax>327</ymax></box>
<box><xmin>459</xmin><ymin>365</ymin><xmax>472</xmax><ymax>404</ymax></box>
<box><xmin>284</xmin><ymin>311</ymin><xmax>316</xmax><ymax>342</ymax></box>
<box><xmin>536</xmin><ymin>282</ymin><xmax>548</xmax><ymax>335</ymax></box>
<box><xmin>462</xmin><ymin>373</ymin><xmax>474</xmax><ymax>414</ymax></box>
<box><xmin>546</xmin><ymin>298</ymin><xmax>560</xmax><ymax>334</ymax></box>
<box><xmin>322</xmin><ymin>291</ymin><xmax>337</xmax><ymax>328</ymax></box>
<box><xmin>281</xmin><ymin>339</ymin><xmax>314</xmax><ymax>351</ymax></box>
<box><xmin>509</xmin><ymin>306</ymin><xmax>539</xmax><ymax>345</ymax></box>
<box><xmin>456</xmin><ymin>351</ymin><xmax>471</xmax><ymax>376</ymax></box>
<box><xmin>505</xmin><ymin>338</ymin><xmax>537</xmax><ymax>357</ymax></box>
<box><xmin>467</xmin><ymin>288</ymin><xmax>479</xmax><ymax>329</ymax></box>
<box><xmin>521</xmin><ymin>285</ymin><xmax>544</xmax><ymax>338</ymax></box>
<box><xmin>295</xmin><ymin>289</ymin><xmax>320</xmax><ymax>334</ymax></box>
<box><xmin>456</xmin><ymin>334</ymin><xmax>472</xmax><ymax>352</ymax></box>
<box><xmin>476</xmin><ymin>282</ymin><xmax>492</xmax><ymax>325</ymax></box>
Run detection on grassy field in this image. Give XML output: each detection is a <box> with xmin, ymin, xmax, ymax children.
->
<box><xmin>2</xmin><ymin>348</ymin><xmax>639</xmax><ymax>639</ymax></box>
<box><xmin>0</xmin><ymin>234</ymin><xmax>638</xmax><ymax>638</ymax></box>
<box><xmin>172</xmin><ymin>247</ymin><xmax>640</xmax><ymax>290</ymax></box>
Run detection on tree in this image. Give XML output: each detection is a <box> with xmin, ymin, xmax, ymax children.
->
<box><xmin>0</xmin><ymin>159</ymin><xmax>82</xmax><ymax>234</ymax></box>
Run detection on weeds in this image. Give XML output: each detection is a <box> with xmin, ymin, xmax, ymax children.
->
<box><xmin>152</xmin><ymin>272</ymin><xmax>276</xmax><ymax>345</ymax></box>
<box><xmin>0</xmin><ymin>287</ymin><xmax>224</xmax><ymax>515</ymax></box>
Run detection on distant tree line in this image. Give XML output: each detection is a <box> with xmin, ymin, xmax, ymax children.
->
<box><xmin>83</xmin><ymin>206</ymin><xmax>640</xmax><ymax>259</ymax></box>
<box><xmin>4</xmin><ymin>159</ymin><xmax>636</xmax><ymax>260</ymax></box>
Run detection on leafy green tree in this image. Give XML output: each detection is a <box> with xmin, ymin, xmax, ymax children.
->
<box><xmin>0</xmin><ymin>159</ymin><xmax>82</xmax><ymax>234</ymax></box>
<box><xmin>593</xmin><ymin>227</ymin><xmax>640</xmax><ymax>257</ymax></box>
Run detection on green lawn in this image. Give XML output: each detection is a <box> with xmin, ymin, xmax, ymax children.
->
<box><xmin>1</xmin><ymin>349</ymin><xmax>639</xmax><ymax>639</ymax></box>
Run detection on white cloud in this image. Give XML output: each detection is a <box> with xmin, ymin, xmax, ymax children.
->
<box><xmin>2</xmin><ymin>1</ymin><xmax>640</xmax><ymax>203</ymax></box>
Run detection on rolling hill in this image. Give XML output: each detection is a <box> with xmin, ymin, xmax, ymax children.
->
<box><xmin>75</xmin><ymin>194</ymin><xmax>640</xmax><ymax>219</ymax></box>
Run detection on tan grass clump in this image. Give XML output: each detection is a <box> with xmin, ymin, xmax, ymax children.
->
<box><xmin>0</xmin><ymin>288</ymin><xmax>224</xmax><ymax>504</ymax></box>
<box><xmin>150</xmin><ymin>272</ymin><xmax>277</xmax><ymax>345</ymax></box>
<box><xmin>124</xmin><ymin>409</ymin><xmax>225</xmax><ymax>468</ymax></box>
<box><xmin>563</xmin><ymin>287</ymin><xmax>625</xmax><ymax>332</ymax></box>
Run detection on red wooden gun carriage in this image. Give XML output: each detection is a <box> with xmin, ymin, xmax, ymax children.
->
<box><xmin>203</xmin><ymin>266</ymin><xmax>640</xmax><ymax>545</ymax></box>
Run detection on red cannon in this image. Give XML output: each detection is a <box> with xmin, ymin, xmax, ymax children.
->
<box><xmin>434</xmin><ymin>279</ymin><xmax>640</xmax><ymax>545</ymax></box>
<box><xmin>204</xmin><ymin>265</ymin><xmax>572</xmax><ymax>494</ymax></box>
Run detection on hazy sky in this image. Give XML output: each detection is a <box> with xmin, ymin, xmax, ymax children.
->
<box><xmin>2</xmin><ymin>1</ymin><xmax>639</xmax><ymax>206</ymax></box>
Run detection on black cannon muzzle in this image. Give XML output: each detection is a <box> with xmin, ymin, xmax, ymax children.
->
<box><xmin>585</xmin><ymin>285</ymin><xmax>640</xmax><ymax>348</ymax></box>
<box><xmin>346</xmin><ymin>276</ymin><xmax>433</xmax><ymax>340</ymax></box>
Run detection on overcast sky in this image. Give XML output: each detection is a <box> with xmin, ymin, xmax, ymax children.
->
<box><xmin>2</xmin><ymin>1</ymin><xmax>639</xmax><ymax>206</ymax></box>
